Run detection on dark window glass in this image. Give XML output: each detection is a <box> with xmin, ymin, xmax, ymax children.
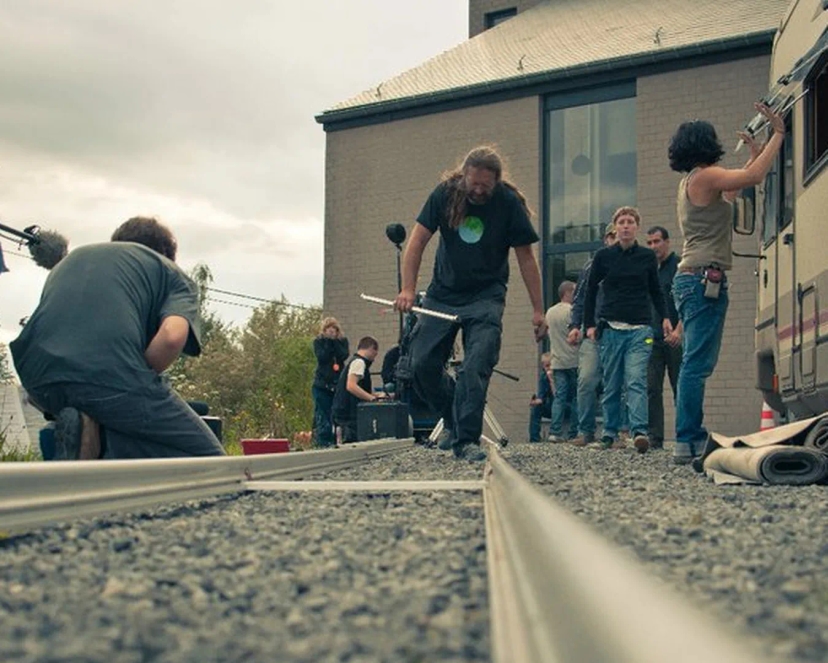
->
<box><xmin>806</xmin><ymin>57</ymin><xmax>828</xmax><ymax>173</ymax></box>
<box><xmin>485</xmin><ymin>8</ymin><xmax>517</xmax><ymax>29</ymax></box>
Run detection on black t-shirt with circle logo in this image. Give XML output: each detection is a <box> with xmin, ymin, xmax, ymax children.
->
<box><xmin>416</xmin><ymin>181</ymin><xmax>539</xmax><ymax>306</ymax></box>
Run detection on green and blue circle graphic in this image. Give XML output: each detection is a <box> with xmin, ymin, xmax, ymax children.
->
<box><xmin>459</xmin><ymin>215</ymin><xmax>485</xmax><ymax>244</ymax></box>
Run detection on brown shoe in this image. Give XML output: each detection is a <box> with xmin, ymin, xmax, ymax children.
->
<box><xmin>633</xmin><ymin>434</ymin><xmax>649</xmax><ymax>454</ymax></box>
<box><xmin>569</xmin><ymin>434</ymin><xmax>594</xmax><ymax>447</ymax></box>
<box><xmin>610</xmin><ymin>437</ymin><xmax>627</xmax><ymax>450</ymax></box>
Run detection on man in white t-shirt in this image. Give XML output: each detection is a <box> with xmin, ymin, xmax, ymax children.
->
<box><xmin>332</xmin><ymin>336</ymin><xmax>380</xmax><ymax>443</ymax></box>
<box><xmin>545</xmin><ymin>281</ymin><xmax>580</xmax><ymax>442</ymax></box>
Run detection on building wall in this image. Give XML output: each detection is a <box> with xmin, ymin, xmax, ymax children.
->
<box><xmin>323</xmin><ymin>53</ymin><xmax>772</xmax><ymax>443</ymax></box>
<box><xmin>468</xmin><ymin>0</ymin><xmax>546</xmax><ymax>38</ymax></box>
<box><xmin>324</xmin><ymin>97</ymin><xmax>540</xmax><ymax>441</ymax></box>
<box><xmin>637</xmin><ymin>54</ymin><xmax>771</xmax><ymax>437</ymax></box>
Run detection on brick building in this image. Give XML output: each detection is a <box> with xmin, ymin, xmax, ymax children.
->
<box><xmin>316</xmin><ymin>0</ymin><xmax>790</xmax><ymax>442</ymax></box>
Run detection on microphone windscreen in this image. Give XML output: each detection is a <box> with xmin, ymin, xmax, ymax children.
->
<box><xmin>28</xmin><ymin>230</ymin><xmax>68</xmax><ymax>270</ymax></box>
<box><xmin>385</xmin><ymin>223</ymin><xmax>407</xmax><ymax>245</ymax></box>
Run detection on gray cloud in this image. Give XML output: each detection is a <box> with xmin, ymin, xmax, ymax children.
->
<box><xmin>0</xmin><ymin>0</ymin><xmax>466</xmax><ymax>333</ymax></box>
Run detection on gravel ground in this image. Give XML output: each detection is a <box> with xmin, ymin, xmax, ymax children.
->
<box><xmin>504</xmin><ymin>442</ymin><xmax>828</xmax><ymax>662</ymax></box>
<box><xmin>0</xmin><ymin>478</ymin><xmax>488</xmax><ymax>662</ymax></box>
<box><xmin>305</xmin><ymin>445</ymin><xmax>486</xmax><ymax>482</ymax></box>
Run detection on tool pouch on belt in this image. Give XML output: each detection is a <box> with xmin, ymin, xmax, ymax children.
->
<box><xmin>703</xmin><ymin>266</ymin><xmax>723</xmax><ymax>299</ymax></box>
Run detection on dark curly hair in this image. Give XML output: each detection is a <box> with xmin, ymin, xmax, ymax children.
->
<box><xmin>668</xmin><ymin>120</ymin><xmax>725</xmax><ymax>173</ymax></box>
<box><xmin>111</xmin><ymin>216</ymin><xmax>178</xmax><ymax>261</ymax></box>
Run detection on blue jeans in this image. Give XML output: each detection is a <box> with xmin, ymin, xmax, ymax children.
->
<box><xmin>598</xmin><ymin>326</ymin><xmax>653</xmax><ymax>439</ymax></box>
<box><xmin>528</xmin><ymin>400</ymin><xmax>551</xmax><ymax>441</ymax></box>
<box><xmin>673</xmin><ymin>273</ymin><xmax>729</xmax><ymax>457</ymax></box>
<box><xmin>576</xmin><ymin>339</ymin><xmax>600</xmax><ymax>436</ymax></box>
<box><xmin>312</xmin><ymin>385</ymin><xmax>335</xmax><ymax>447</ymax></box>
<box><xmin>550</xmin><ymin>368</ymin><xmax>578</xmax><ymax>437</ymax></box>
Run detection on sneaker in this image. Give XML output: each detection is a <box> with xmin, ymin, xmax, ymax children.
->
<box><xmin>633</xmin><ymin>434</ymin><xmax>649</xmax><ymax>454</ymax></box>
<box><xmin>596</xmin><ymin>435</ymin><xmax>615</xmax><ymax>450</ymax></box>
<box><xmin>649</xmin><ymin>438</ymin><xmax>664</xmax><ymax>451</ymax></box>
<box><xmin>569</xmin><ymin>434</ymin><xmax>595</xmax><ymax>447</ymax></box>
<box><xmin>54</xmin><ymin>408</ymin><xmax>82</xmax><ymax>460</ymax></box>
<box><xmin>54</xmin><ymin>408</ymin><xmax>100</xmax><ymax>461</ymax></box>
<box><xmin>436</xmin><ymin>429</ymin><xmax>453</xmax><ymax>451</ymax></box>
<box><xmin>548</xmin><ymin>435</ymin><xmax>566</xmax><ymax>444</ymax></box>
<box><xmin>453</xmin><ymin>444</ymin><xmax>487</xmax><ymax>462</ymax></box>
<box><xmin>672</xmin><ymin>453</ymin><xmax>697</xmax><ymax>466</ymax></box>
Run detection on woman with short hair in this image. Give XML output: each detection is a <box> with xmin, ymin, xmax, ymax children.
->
<box><xmin>668</xmin><ymin>103</ymin><xmax>784</xmax><ymax>464</ymax></box>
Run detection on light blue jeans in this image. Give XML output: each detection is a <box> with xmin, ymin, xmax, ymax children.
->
<box><xmin>550</xmin><ymin>368</ymin><xmax>578</xmax><ymax>438</ymax></box>
<box><xmin>576</xmin><ymin>339</ymin><xmax>600</xmax><ymax>437</ymax></box>
<box><xmin>598</xmin><ymin>326</ymin><xmax>653</xmax><ymax>439</ymax></box>
<box><xmin>673</xmin><ymin>273</ymin><xmax>729</xmax><ymax>459</ymax></box>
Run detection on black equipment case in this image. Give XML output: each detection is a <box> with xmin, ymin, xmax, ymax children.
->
<box><xmin>356</xmin><ymin>401</ymin><xmax>411</xmax><ymax>441</ymax></box>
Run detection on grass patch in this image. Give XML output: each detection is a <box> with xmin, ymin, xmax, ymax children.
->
<box><xmin>0</xmin><ymin>425</ymin><xmax>40</xmax><ymax>462</ymax></box>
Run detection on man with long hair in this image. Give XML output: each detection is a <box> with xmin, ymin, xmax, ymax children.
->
<box><xmin>11</xmin><ymin>216</ymin><xmax>225</xmax><ymax>460</ymax></box>
<box><xmin>394</xmin><ymin>146</ymin><xmax>546</xmax><ymax>461</ymax></box>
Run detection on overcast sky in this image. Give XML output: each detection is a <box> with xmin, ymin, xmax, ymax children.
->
<box><xmin>0</xmin><ymin>0</ymin><xmax>468</xmax><ymax>346</ymax></box>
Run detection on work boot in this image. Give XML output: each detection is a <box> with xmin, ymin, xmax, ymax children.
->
<box><xmin>453</xmin><ymin>444</ymin><xmax>486</xmax><ymax>462</ymax></box>
<box><xmin>633</xmin><ymin>434</ymin><xmax>649</xmax><ymax>454</ymax></box>
<box><xmin>54</xmin><ymin>409</ymin><xmax>100</xmax><ymax>460</ymax></box>
<box><xmin>548</xmin><ymin>435</ymin><xmax>566</xmax><ymax>444</ymax></box>
<box><xmin>610</xmin><ymin>436</ymin><xmax>627</xmax><ymax>450</ymax></box>
<box><xmin>436</xmin><ymin>429</ymin><xmax>453</xmax><ymax>451</ymax></box>
<box><xmin>569</xmin><ymin>434</ymin><xmax>594</xmax><ymax>447</ymax></box>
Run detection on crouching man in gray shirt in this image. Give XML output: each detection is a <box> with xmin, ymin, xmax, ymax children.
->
<box><xmin>11</xmin><ymin>217</ymin><xmax>225</xmax><ymax>461</ymax></box>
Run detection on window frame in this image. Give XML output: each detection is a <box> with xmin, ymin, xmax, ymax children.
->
<box><xmin>803</xmin><ymin>50</ymin><xmax>828</xmax><ymax>186</ymax></box>
<box><xmin>761</xmin><ymin>115</ymin><xmax>795</xmax><ymax>248</ymax></box>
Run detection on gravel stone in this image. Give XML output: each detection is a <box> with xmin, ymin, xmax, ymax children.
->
<box><xmin>504</xmin><ymin>442</ymin><xmax>828</xmax><ymax>662</ymax></box>
<box><xmin>0</xmin><ymin>470</ymin><xmax>488</xmax><ymax>663</ymax></box>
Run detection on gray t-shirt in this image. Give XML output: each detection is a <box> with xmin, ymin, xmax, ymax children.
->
<box><xmin>545</xmin><ymin>302</ymin><xmax>579</xmax><ymax>370</ymax></box>
<box><xmin>11</xmin><ymin>242</ymin><xmax>201</xmax><ymax>390</ymax></box>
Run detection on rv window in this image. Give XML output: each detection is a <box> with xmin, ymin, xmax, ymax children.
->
<box><xmin>781</xmin><ymin>116</ymin><xmax>795</xmax><ymax>227</ymax></box>
<box><xmin>762</xmin><ymin>157</ymin><xmax>779</xmax><ymax>245</ymax></box>
<box><xmin>805</xmin><ymin>56</ymin><xmax>828</xmax><ymax>177</ymax></box>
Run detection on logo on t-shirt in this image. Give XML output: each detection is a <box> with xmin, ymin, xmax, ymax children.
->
<box><xmin>459</xmin><ymin>216</ymin><xmax>485</xmax><ymax>244</ymax></box>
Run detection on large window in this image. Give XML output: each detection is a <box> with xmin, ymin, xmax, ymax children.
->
<box><xmin>543</xmin><ymin>84</ymin><xmax>636</xmax><ymax>304</ymax></box>
<box><xmin>805</xmin><ymin>53</ymin><xmax>828</xmax><ymax>180</ymax></box>
<box><xmin>762</xmin><ymin>117</ymin><xmax>795</xmax><ymax>245</ymax></box>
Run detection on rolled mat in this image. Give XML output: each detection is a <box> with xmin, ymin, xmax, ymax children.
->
<box><xmin>703</xmin><ymin>445</ymin><xmax>828</xmax><ymax>485</ymax></box>
<box><xmin>803</xmin><ymin>417</ymin><xmax>828</xmax><ymax>453</ymax></box>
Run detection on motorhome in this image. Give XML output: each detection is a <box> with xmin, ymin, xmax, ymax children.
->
<box><xmin>735</xmin><ymin>0</ymin><xmax>828</xmax><ymax>417</ymax></box>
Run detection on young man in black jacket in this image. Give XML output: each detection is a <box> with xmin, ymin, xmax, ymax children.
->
<box><xmin>584</xmin><ymin>207</ymin><xmax>671</xmax><ymax>453</ymax></box>
<box><xmin>312</xmin><ymin>318</ymin><xmax>349</xmax><ymax>447</ymax></box>
<box><xmin>333</xmin><ymin>336</ymin><xmax>380</xmax><ymax>444</ymax></box>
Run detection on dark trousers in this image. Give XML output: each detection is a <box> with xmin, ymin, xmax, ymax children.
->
<box><xmin>312</xmin><ymin>385</ymin><xmax>336</xmax><ymax>447</ymax></box>
<box><xmin>647</xmin><ymin>338</ymin><xmax>682</xmax><ymax>442</ymax></box>
<box><xmin>408</xmin><ymin>296</ymin><xmax>504</xmax><ymax>451</ymax></box>
<box><xmin>529</xmin><ymin>400</ymin><xmax>552</xmax><ymax>442</ymax></box>
<box><xmin>27</xmin><ymin>378</ymin><xmax>225</xmax><ymax>459</ymax></box>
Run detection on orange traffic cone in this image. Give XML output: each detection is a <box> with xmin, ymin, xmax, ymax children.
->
<box><xmin>760</xmin><ymin>401</ymin><xmax>776</xmax><ymax>432</ymax></box>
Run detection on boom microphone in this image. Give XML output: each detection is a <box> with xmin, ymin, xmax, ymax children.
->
<box><xmin>25</xmin><ymin>226</ymin><xmax>68</xmax><ymax>270</ymax></box>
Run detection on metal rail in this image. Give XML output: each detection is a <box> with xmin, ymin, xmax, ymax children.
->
<box><xmin>481</xmin><ymin>436</ymin><xmax>778</xmax><ymax>663</ymax></box>
<box><xmin>0</xmin><ymin>438</ymin><xmax>412</xmax><ymax>533</ymax></box>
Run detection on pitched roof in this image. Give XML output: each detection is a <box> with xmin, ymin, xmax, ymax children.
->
<box><xmin>318</xmin><ymin>0</ymin><xmax>789</xmax><ymax>124</ymax></box>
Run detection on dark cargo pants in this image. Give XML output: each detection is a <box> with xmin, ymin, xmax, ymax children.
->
<box><xmin>27</xmin><ymin>377</ymin><xmax>225</xmax><ymax>459</ymax></box>
<box><xmin>408</xmin><ymin>296</ymin><xmax>504</xmax><ymax>452</ymax></box>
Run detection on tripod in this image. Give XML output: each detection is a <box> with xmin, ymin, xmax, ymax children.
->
<box><xmin>427</xmin><ymin>405</ymin><xmax>510</xmax><ymax>448</ymax></box>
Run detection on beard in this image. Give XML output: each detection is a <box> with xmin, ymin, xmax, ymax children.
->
<box><xmin>466</xmin><ymin>190</ymin><xmax>492</xmax><ymax>205</ymax></box>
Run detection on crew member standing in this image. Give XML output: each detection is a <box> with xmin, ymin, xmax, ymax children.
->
<box><xmin>332</xmin><ymin>336</ymin><xmax>380</xmax><ymax>444</ymax></box>
<box><xmin>312</xmin><ymin>317</ymin><xmax>349</xmax><ymax>447</ymax></box>
<box><xmin>645</xmin><ymin>227</ymin><xmax>682</xmax><ymax>450</ymax></box>
<box><xmin>394</xmin><ymin>146</ymin><xmax>546</xmax><ymax>462</ymax></box>
<box><xmin>545</xmin><ymin>281</ymin><xmax>579</xmax><ymax>442</ymax></box>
